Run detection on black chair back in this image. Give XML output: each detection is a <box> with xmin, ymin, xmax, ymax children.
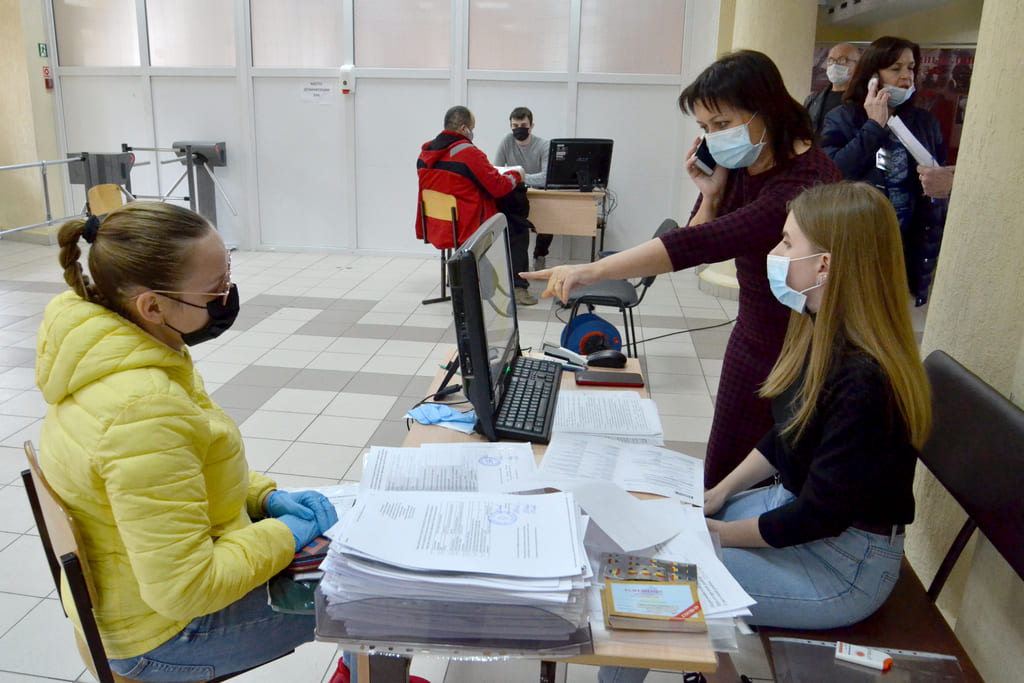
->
<box><xmin>921</xmin><ymin>351</ymin><xmax>1024</xmax><ymax>590</ymax></box>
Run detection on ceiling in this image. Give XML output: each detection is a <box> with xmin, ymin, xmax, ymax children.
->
<box><xmin>817</xmin><ymin>0</ymin><xmax>960</xmax><ymax>28</ymax></box>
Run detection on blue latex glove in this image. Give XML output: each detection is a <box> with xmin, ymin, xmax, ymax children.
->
<box><xmin>277</xmin><ymin>513</ymin><xmax>321</xmax><ymax>552</ymax></box>
<box><xmin>267</xmin><ymin>490</ymin><xmax>338</xmax><ymax>531</ymax></box>
<box><xmin>406</xmin><ymin>404</ymin><xmax>476</xmax><ymax>425</ymax></box>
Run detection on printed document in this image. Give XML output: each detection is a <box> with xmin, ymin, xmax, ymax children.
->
<box><xmin>539</xmin><ymin>434</ymin><xmax>704</xmax><ymax>504</ymax></box>
<box><xmin>332</xmin><ymin>490</ymin><xmax>587</xmax><ymax>578</ymax></box>
<box><xmin>887</xmin><ymin>115</ymin><xmax>938</xmax><ymax>167</ymax></box>
<box><xmin>553</xmin><ymin>391</ymin><xmax>664</xmax><ymax>444</ymax></box>
<box><xmin>360</xmin><ymin>443</ymin><xmax>537</xmax><ymax>493</ymax></box>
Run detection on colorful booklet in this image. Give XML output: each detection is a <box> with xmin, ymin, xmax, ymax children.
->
<box><xmin>600</xmin><ymin>553</ymin><xmax>698</xmax><ymax>583</ymax></box>
<box><xmin>285</xmin><ymin>535</ymin><xmax>331</xmax><ymax>575</ymax></box>
<box><xmin>601</xmin><ymin>579</ymin><xmax>706</xmax><ymax>632</ymax></box>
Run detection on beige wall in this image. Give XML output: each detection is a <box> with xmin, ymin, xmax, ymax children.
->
<box><xmin>0</xmin><ymin>0</ymin><xmax>64</xmax><ymax>234</ymax></box>
<box><xmin>816</xmin><ymin>0</ymin><xmax>983</xmax><ymax>44</ymax></box>
<box><xmin>0</xmin><ymin>0</ymin><xmax>43</xmax><ymax>230</ymax></box>
<box><xmin>917</xmin><ymin>1</ymin><xmax>1024</xmax><ymax>680</ymax></box>
<box><xmin>730</xmin><ymin>0</ymin><xmax>818</xmax><ymax>100</ymax></box>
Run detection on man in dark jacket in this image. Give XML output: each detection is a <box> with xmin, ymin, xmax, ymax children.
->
<box><xmin>416</xmin><ymin>106</ymin><xmax>536</xmax><ymax>304</ymax></box>
<box><xmin>804</xmin><ymin>43</ymin><xmax>860</xmax><ymax>134</ymax></box>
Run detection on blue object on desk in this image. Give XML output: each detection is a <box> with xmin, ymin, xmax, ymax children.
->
<box><xmin>407</xmin><ymin>404</ymin><xmax>476</xmax><ymax>425</ymax></box>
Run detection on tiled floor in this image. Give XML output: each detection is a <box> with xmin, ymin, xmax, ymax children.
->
<box><xmin>0</xmin><ymin>237</ymin><xmax>762</xmax><ymax>682</ymax></box>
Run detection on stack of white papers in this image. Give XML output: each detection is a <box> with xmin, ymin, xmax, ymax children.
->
<box><xmin>552</xmin><ymin>391</ymin><xmax>664</xmax><ymax>445</ymax></box>
<box><xmin>318</xmin><ymin>480</ymin><xmax>593</xmax><ymax>648</ymax></box>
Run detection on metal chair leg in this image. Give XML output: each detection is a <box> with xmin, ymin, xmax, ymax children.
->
<box><xmin>422</xmin><ymin>248</ymin><xmax>452</xmax><ymax>305</ymax></box>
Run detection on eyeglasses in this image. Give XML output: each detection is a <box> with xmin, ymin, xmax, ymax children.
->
<box><xmin>827</xmin><ymin>57</ymin><xmax>857</xmax><ymax>66</ymax></box>
<box><xmin>152</xmin><ymin>284</ymin><xmax>233</xmax><ymax>308</ymax></box>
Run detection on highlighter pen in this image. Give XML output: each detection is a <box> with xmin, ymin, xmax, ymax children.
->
<box><xmin>835</xmin><ymin>641</ymin><xmax>893</xmax><ymax>671</ymax></box>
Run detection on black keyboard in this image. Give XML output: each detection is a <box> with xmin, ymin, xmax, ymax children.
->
<box><xmin>495</xmin><ymin>357</ymin><xmax>562</xmax><ymax>443</ymax></box>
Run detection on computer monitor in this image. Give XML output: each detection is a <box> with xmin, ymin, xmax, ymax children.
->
<box><xmin>447</xmin><ymin>213</ymin><xmax>520</xmax><ymax>441</ymax></box>
<box><xmin>545</xmin><ymin>138</ymin><xmax>613</xmax><ymax>191</ymax></box>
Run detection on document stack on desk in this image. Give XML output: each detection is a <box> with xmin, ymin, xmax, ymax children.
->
<box><xmin>316</xmin><ymin>446</ymin><xmax>593</xmax><ymax>654</ymax></box>
<box><xmin>552</xmin><ymin>391</ymin><xmax>664</xmax><ymax>445</ymax></box>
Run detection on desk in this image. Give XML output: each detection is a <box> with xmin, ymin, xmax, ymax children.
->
<box><xmin>527</xmin><ymin>188</ymin><xmax>606</xmax><ymax>261</ymax></box>
<box><xmin>348</xmin><ymin>354</ymin><xmax>718</xmax><ymax>680</ymax></box>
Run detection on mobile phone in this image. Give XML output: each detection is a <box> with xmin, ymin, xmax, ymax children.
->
<box><xmin>574</xmin><ymin>370</ymin><xmax>645</xmax><ymax>388</ymax></box>
<box><xmin>868</xmin><ymin>75</ymin><xmax>880</xmax><ymax>91</ymax></box>
<box><xmin>691</xmin><ymin>137</ymin><xmax>716</xmax><ymax>175</ymax></box>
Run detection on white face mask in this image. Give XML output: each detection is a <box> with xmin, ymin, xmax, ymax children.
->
<box><xmin>704</xmin><ymin>112</ymin><xmax>767</xmax><ymax>170</ymax></box>
<box><xmin>766</xmin><ymin>253</ymin><xmax>827</xmax><ymax>313</ymax></box>
<box><xmin>886</xmin><ymin>82</ymin><xmax>916</xmax><ymax>107</ymax></box>
<box><xmin>826</xmin><ymin>64</ymin><xmax>851</xmax><ymax>87</ymax></box>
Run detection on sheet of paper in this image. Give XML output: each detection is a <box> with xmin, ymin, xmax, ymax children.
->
<box><xmin>552</xmin><ymin>391</ymin><xmax>664</xmax><ymax>444</ymax></box>
<box><xmin>646</xmin><ymin>507</ymin><xmax>755</xmax><ymax>617</ymax></box>
<box><xmin>332</xmin><ymin>491</ymin><xmax>586</xmax><ymax>578</ymax></box>
<box><xmin>282</xmin><ymin>482</ymin><xmax>359</xmax><ymax>522</ymax></box>
<box><xmin>546</xmin><ymin>479</ymin><xmax>687</xmax><ymax>552</ymax></box>
<box><xmin>887</xmin><ymin>115</ymin><xmax>939</xmax><ymax>167</ymax></box>
<box><xmin>539</xmin><ymin>434</ymin><xmax>703</xmax><ymax>504</ymax></box>
<box><xmin>361</xmin><ymin>443</ymin><xmax>537</xmax><ymax>493</ymax></box>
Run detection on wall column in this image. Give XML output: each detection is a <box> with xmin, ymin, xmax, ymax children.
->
<box><xmin>697</xmin><ymin>0</ymin><xmax>818</xmax><ymax>299</ymax></box>
<box><xmin>916</xmin><ymin>3</ymin><xmax>1024</xmax><ymax>682</ymax></box>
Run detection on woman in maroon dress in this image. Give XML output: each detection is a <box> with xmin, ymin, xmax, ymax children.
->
<box><xmin>523</xmin><ymin>50</ymin><xmax>842</xmax><ymax>487</ymax></box>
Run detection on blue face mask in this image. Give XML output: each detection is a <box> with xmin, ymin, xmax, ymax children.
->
<box><xmin>704</xmin><ymin>112</ymin><xmax>767</xmax><ymax>169</ymax></box>
<box><xmin>766</xmin><ymin>253</ymin><xmax>826</xmax><ymax>313</ymax></box>
<box><xmin>886</xmin><ymin>82</ymin><xmax>915</xmax><ymax>107</ymax></box>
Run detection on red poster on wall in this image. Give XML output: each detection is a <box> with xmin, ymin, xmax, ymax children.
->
<box><xmin>810</xmin><ymin>44</ymin><xmax>974</xmax><ymax>164</ymax></box>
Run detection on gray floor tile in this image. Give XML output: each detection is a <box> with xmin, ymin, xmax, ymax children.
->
<box><xmin>311</xmin><ymin>308</ymin><xmax>367</xmax><ymax>325</ymax></box>
<box><xmin>297</xmin><ymin>321</ymin><xmax>353</xmax><ymax>337</ymax></box>
<box><xmin>639</xmin><ymin>314</ymin><xmax>688</xmax><ymax>329</ymax></box>
<box><xmin>211</xmin><ymin>383</ymin><xmax>279</xmax><ymax>410</ymax></box>
<box><xmin>223</xmin><ymin>406</ymin><xmax>255</xmax><ymax>425</ymax></box>
<box><xmin>231</xmin><ymin>365</ymin><xmax>301</xmax><ymax>387</ymax></box>
<box><xmin>286</xmin><ymin>369</ymin><xmax>356</xmax><ymax>391</ymax></box>
<box><xmin>344</xmin><ymin>324</ymin><xmax>402</xmax><ymax>339</ymax></box>
<box><xmin>344</xmin><ymin>372</ymin><xmax>413</xmax><ymax>396</ymax></box>
<box><xmin>327</xmin><ymin>298</ymin><xmax>378</xmax><ymax>312</ymax></box>
<box><xmin>390</xmin><ymin>326</ymin><xmax>451</xmax><ymax>343</ymax></box>
<box><xmin>401</xmin><ymin>375</ymin><xmax>435</xmax><ymax>399</ymax></box>
<box><xmin>690</xmin><ymin>326</ymin><xmax>733</xmax><ymax>361</ymax></box>
<box><xmin>287</xmin><ymin>296</ymin><xmax>337</xmax><ymax>309</ymax></box>
<box><xmin>369</xmin><ymin>420</ymin><xmax>413</xmax><ymax>448</ymax></box>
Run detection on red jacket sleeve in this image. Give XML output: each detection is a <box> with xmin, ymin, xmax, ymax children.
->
<box><xmin>453</xmin><ymin>144</ymin><xmax>521</xmax><ymax>199</ymax></box>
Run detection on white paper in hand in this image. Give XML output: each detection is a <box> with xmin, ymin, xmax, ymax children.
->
<box><xmin>887</xmin><ymin>116</ymin><xmax>938</xmax><ymax>167</ymax></box>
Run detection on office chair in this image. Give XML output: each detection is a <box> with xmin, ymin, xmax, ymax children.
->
<box><xmin>21</xmin><ymin>442</ymin><xmax>292</xmax><ymax>683</ymax></box>
<box><xmin>419</xmin><ymin>189</ymin><xmax>459</xmax><ymax>305</ymax></box>
<box><xmin>86</xmin><ymin>183</ymin><xmax>130</xmax><ymax>216</ymax></box>
<box><xmin>558</xmin><ymin>218</ymin><xmax>678</xmax><ymax>357</ymax></box>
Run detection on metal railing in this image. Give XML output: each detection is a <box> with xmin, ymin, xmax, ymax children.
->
<box><xmin>0</xmin><ymin>155</ymin><xmax>83</xmax><ymax>238</ymax></box>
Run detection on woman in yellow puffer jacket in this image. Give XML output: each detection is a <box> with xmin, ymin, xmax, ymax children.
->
<box><xmin>36</xmin><ymin>202</ymin><xmax>337</xmax><ymax>681</ymax></box>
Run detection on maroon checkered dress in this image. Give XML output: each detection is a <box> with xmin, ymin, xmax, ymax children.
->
<box><xmin>660</xmin><ymin>146</ymin><xmax>841</xmax><ymax>488</ymax></box>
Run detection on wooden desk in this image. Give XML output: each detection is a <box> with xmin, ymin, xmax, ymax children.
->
<box><xmin>365</xmin><ymin>353</ymin><xmax>718</xmax><ymax>677</ymax></box>
<box><xmin>527</xmin><ymin>188</ymin><xmax>606</xmax><ymax>260</ymax></box>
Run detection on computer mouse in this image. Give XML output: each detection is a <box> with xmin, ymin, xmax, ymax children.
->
<box><xmin>587</xmin><ymin>349</ymin><xmax>627</xmax><ymax>368</ymax></box>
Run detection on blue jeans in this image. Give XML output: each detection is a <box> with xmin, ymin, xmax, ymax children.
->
<box><xmin>599</xmin><ymin>485</ymin><xmax>904</xmax><ymax>683</ymax></box>
<box><xmin>109</xmin><ymin>585</ymin><xmax>316</xmax><ymax>682</ymax></box>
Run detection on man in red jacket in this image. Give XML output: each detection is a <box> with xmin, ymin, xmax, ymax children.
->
<box><xmin>416</xmin><ymin>106</ymin><xmax>537</xmax><ymax>305</ymax></box>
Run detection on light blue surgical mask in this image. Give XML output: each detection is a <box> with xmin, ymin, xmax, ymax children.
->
<box><xmin>766</xmin><ymin>253</ymin><xmax>827</xmax><ymax>313</ymax></box>
<box><xmin>704</xmin><ymin>112</ymin><xmax>767</xmax><ymax>169</ymax></box>
<box><xmin>886</xmin><ymin>82</ymin><xmax>915</xmax><ymax>107</ymax></box>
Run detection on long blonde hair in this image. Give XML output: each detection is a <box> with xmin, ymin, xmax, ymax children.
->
<box><xmin>760</xmin><ymin>182</ymin><xmax>932</xmax><ymax>449</ymax></box>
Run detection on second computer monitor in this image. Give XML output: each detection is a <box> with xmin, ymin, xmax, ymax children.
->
<box><xmin>545</xmin><ymin>138</ymin><xmax>613</xmax><ymax>191</ymax></box>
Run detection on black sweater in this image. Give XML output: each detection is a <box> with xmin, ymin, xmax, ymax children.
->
<box><xmin>756</xmin><ymin>348</ymin><xmax>918</xmax><ymax>548</ymax></box>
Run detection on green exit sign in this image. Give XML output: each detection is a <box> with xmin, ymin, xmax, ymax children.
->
<box><xmin>38</xmin><ymin>43</ymin><xmax>47</xmax><ymax>57</ymax></box>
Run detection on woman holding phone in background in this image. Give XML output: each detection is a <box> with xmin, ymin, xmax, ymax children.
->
<box><xmin>821</xmin><ymin>36</ymin><xmax>948</xmax><ymax>306</ymax></box>
<box><xmin>523</xmin><ymin>50</ymin><xmax>841</xmax><ymax>488</ymax></box>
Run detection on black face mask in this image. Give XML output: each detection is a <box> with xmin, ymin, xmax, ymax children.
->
<box><xmin>165</xmin><ymin>283</ymin><xmax>240</xmax><ymax>346</ymax></box>
<box><xmin>512</xmin><ymin>126</ymin><xmax>530</xmax><ymax>142</ymax></box>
